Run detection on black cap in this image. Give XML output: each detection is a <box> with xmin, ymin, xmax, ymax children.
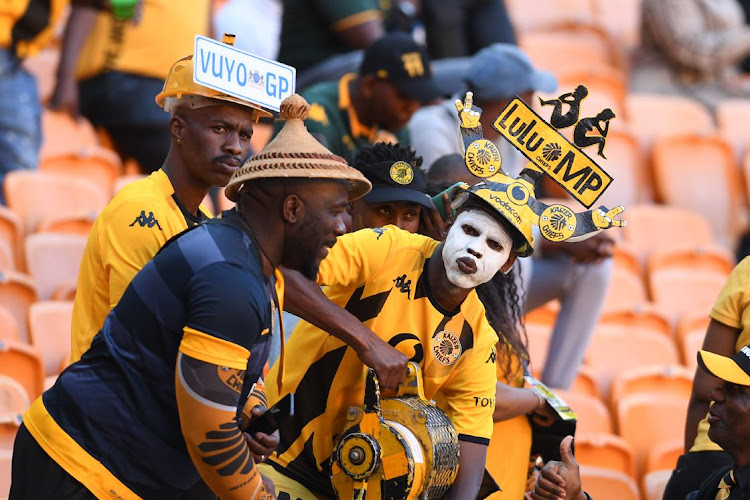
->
<box><xmin>359</xmin><ymin>160</ymin><xmax>434</xmax><ymax>209</ymax></box>
<box><xmin>360</xmin><ymin>33</ymin><xmax>444</xmax><ymax>102</ymax></box>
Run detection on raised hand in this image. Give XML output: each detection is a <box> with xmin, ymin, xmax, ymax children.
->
<box><xmin>530</xmin><ymin>436</ymin><xmax>587</xmax><ymax>500</ymax></box>
<box><xmin>455</xmin><ymin>91</ymin><xmax>483</xmax><ymax>129</ymax></box>
<box><xmin>592</xmin><ymin>205</ymin><xmax>626</xmax><ymax>230</ymax></box>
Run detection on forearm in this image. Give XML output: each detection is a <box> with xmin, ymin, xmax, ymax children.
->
<box><xmin>493</xmin><ymin>383</ymin><xmax>541</xmax><ymax>421</ymax></box>
<box><xmin>443</xmin><ymin>441</ymin><xmax>486</xmax><ymax>500</ymax></box>
<box><xmin>56</xmin><ymin>5</ymin><xmax>98</xmax><ymax>80</ymax></box>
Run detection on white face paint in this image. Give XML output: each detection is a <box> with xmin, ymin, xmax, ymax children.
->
<box><xmin>442</xmin><ymin>209</ymin><xmax>514</xmax><ymax>289</ymax></box>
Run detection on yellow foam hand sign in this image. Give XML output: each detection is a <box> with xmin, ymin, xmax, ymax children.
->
<box><xmin>592</xmin><ymin>205</ymin><xmax>626</xmax><ymax>230</ymax></box>
<box><xmin>455</xmin><ymin>91</ymin><xmax>482</xmax><ymax>129</ymax></box>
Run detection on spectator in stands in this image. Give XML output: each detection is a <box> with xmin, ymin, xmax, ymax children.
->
<box><xmin>534</xmin><ymin>347</ymin><xmax>750</xmax><ymax>500</ymax></box>
<box><xmin>213</xmin><ymin>0</ymin><xmax>282</xmax><ymax>60</ymax></box>
<box><xmin>642</xmin><ymin>0</ymin><xmax>750</xmax><ymax>87</ymax></box>
<box><xmin>8</xmin><ymin>94</ymin><xmax>383</xmax><ymax>499</ymax></box>
<box><xmin>0</xmin><ymin>0</ymin><xmax>67</xmax><ymax>205</ymax></box>
<box><xmin>424</xmin><ymin>150</ymin><xmax>614</xmax><ymax>391</ymax></box>
<box><xmin>50</xmin><ymin>0</ymin><xmax>211</xmax><ymax>174</ymax></box>
<box><xmin>420</xmin><ymin>0</ymin><xmax>516</xmax><ymax>59</ymax></box>
<box><xmin>664</xmin><ymin>257</ymin><xmax>750</xmax><ymax>500</ymax></box>
<box><xmin>294</xmin><ymin>33</ymin><xmax>445</xmax><ymax>164</ymax></box>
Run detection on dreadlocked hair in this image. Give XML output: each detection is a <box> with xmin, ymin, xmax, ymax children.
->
<box><xmin>352</xmin><ymin>142</ymin><xmax>423</xmax><ymax>170</ymax></box>
<box><xmin>476</xmin><ymin>267</ymin><xmax>528</xmax><ymax>385</ymax></box>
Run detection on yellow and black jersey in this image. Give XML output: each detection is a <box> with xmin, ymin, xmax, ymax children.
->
<box><xmin>1</xmin><ymin>0</ymin><xmax>67</xmax><ymax>58</ymax></box>
<box><xmin>25</xmin><ymin>210</ymin><xmax>278</xmax><ymax>499</ymax></box>
<box><xmin>70</xmin><ymin>168</ymin><xmax>211</xmax><ymax>362</ymax></box>
<box><xmin>265</xmin><ymin>226</ymin><xmax>499</xmax><ymax>496</ymax></box>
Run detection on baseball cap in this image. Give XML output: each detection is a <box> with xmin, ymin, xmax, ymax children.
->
<box><xmin>465</xmin><ymin>44</ymin><xmax>557</xmax><ymax>100</ymax></box>
<box><xmin>359</xmin><ymin>160</ymin><xmax>434</xmax><ymax>209</ymax></box>
<box><xmin>698</xmin><ymin>346</ymin><xmax>750</xmax><ymax>386</ymax></box>
<box><xmin>360</xmin><ymin>33</ymin><xmax>445</xmax><ymax>103</ymax></box>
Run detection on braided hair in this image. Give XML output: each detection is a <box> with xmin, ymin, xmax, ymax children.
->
<box><xmin>352</xmin><ymin>142</ymin><xmax>423</xmax><ymax>170</ymax></box>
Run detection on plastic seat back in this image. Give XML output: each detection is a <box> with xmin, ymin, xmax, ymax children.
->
<box><xmin>24</xmin><ymin>233</ymin><xmax>87</xmax><ymax>301</ymax></box>
<box><xmin>0</xmin><ymin>340</ymin><xmax>45</xmax><ymax>400</ymax></box>
<box><xmin>28</xmin><ymin>301</ymin><xmax>74</xmax><ymax>377</ymax></box>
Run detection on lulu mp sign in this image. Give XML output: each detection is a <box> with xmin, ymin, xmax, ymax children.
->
<box><xmin>492</xmin><ymin>95</ymin><xmax>613</xmax><ymax>208</ymax></box>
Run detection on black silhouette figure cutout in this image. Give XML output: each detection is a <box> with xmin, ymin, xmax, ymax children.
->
<box><xmin>538</xmin><ymin>85</ymin><xmax>589</xmax><ymax>129</ymax></box>
<box><xmin>573</xmin><ymin>108</ymin><xmax>615</xmax><ymax>159</ymax></box>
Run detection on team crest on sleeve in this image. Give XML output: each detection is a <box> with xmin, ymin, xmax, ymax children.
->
<box><xmin>217</xmin><ymin>366</ymin><xmax>245</xmax><ymax>394</ymax></box>
<box><xmin>433</xmin><ymin>330</ymin><xmax>462</xmax><ymax>365</ymax></box>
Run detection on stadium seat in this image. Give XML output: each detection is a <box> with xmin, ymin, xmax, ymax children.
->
<box><xmin>0</xmin><ymin>307</ymin><xmax>19</xmax><ymax>343</ymax></box>
<box><xmin>677</xmin><ymin>312</ymin><xmax>711</xmax><ymax>370</ymax></box>
<box><xmin>616</xmin><ymin>394</ymin><xmax>689</xmax><ymax>475</ymax></box>
<box><xmin>574</xmin><ymin>432</ymin><xmax>636</xmax><ymax>478</ymax></box>
<box><xmin>626</xmin><ymin>94</ymin><xmax>714</xmax><ymax>148</ymax></box>
<box><xmin>647</xmin><ymin>251</ymin><xmax>730</xmax><ymax>321</ymax></box>
<box><xmin>36</xmin><ymin>211</ymin><xmax>97</xmax><ymax>236</ymax></box>
<box><xmin>39</xmin><ymin>145</ymin><xmax>122</xmax><ymax>196</ymax></box>
<box><xmin>24</xmin><ymin>233</ymin><xmax>87</xmax><ymax>301</ymax></box>
<box><xmin>592</xmin><ymin>0</ymin><xmax>642</xmax><ymax>49</ymax></box>
<box><xmin>570</xmin><ymin>366</ymin><xmax>602</xmax><ymax>399</ymax></box>
<box><xmin>0</xmin><ymin>242</ymin><xmax>12</xmax><ymax>274</ymax></box>
<box><xmin>598</xmin><ymin>305</ymin><xmax>673</xmax><ymax>340</ymax></box>
<box><xmin>715</xmin><ymin>98</ymin><xmax>750</xmax><ymax>161</ymax></box>
<box><xmin>0</xmin><ymin>448</ymin><xmax>11</xmax><ymax>497</ymax></box>
<box><xmin>584</xmin><ymin>325</ymin><xmax>680</xmax><ymax>398</ymax></box>
<box><xmin>0</xmin><ymin>340</ymin><xmax>45</xmax><ymax>400</ymax></box>
<box><xmin>645</xmin><ymin>440</ymin><xmax>683</xmax><ymax>474</ymax></box>
<box><xmin>525</xmin><ymin>306</ymin><xmax>556</xmax><ymax>371</ymax></box>
<box><xmin>651</xmin><ymin>133</ymin><xmax>741</xmax><ymax>248</ymax></box>
<box><xmin>642</xmin><ymin>469</ymin><xmax>672</xmax><ymax>500</ymax></box>
<box><xmin>556</xmin><ymin>390</ymin><xmax>613</xmax><ymax>434</ymax></box>
<box><xmin>555</xmin><ymin>66</ymin><xmax>628</xmax><ymax>120</ymax></box>
<box><xmin>505</xmin><ymin>0</ymin><xmax>597</xmax><ymax>34</ymax></box>
<box><xmin>0</xmin><ymin>375</ymin><xmax>29</xmax><ymax>423</ymax></box>
<box><xmin>593</xmin><ymin>129</ymin><xmax>646</xmax><ymax>207</ymax></box>
<box><xmin>601</xmin><ymin>265</ymin><xmax>648</xmax><ymax>314</ymax></box>
<box><xmin>28</xmin><ymin>301</ymin><xmax>73</xmax><ymax>380</ymax></box>
<box><xmin>39</xmin><ymin>109</ymin><xmax>99</xmax><ymax>161</ymax></box>
<box><xmin>621</xmin><ymin>205</ymin><xmax>714</xmax><ymax>267</ymax></box>
<box><xmin>609</xmin><ymin>365</ymin><xmax>694</xmax><ymax>412</ymax></box>
<box><xmin>612</xmin><ymin>242</ymin><xmax>641</xmax><ymax>277</ymax></box>
<box><xmin>4</xmin><ymin>171</ymin><xmax>108</xmax><ymax>234</ymax></box>
<box><xmin>520</xmin><ymin>30</ymin><xmax>618</xmax><ymax>77</ymax></box>
<box><xmin>0</xmin><ymin>272</ymin><xmax>37</xmax><ymax>344</ymax></box>
<box><xmin>0</xmin><ymin>207</ymin><xmax>22</xmax><ymax>272</ymax></box>
<box><xmin>580</xmin><ymin>465</ymin><xmax>641</xmax><ymax>500</ymax></box>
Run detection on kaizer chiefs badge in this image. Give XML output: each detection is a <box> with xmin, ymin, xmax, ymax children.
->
<box><xmin>539</xmin><ymin>204</ymin><xmax>577</xmax><ymax>242</ymax></box>
<box><xmin>433</xmin><ymin>330</ymin><xmax>462</xmax><ymax>365</ymax></box>
<box><xmin>390</xmin><ymin>161</ymin><xmax>414</xmax><ymax>185</ymax></box>
<box><xmin>465</xmin><ymin>139</ymin><xmax>501</xmax><ymax>178</ymax></box>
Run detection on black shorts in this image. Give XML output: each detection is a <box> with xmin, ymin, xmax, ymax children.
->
<box><xmin>662</xmin><ymin>450</ymin><xmax>734</xmax><ymax>500</ymax></box>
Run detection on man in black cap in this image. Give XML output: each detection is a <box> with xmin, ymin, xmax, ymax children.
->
<box><xmin>293</xmin><ymin>32</ymin><xmax>445</xmax><ymax>164</ymax></box>
<box><xmin>349</xmin><ymin>142</ymin><xmax>435</xmax><ymax>233</ymax></box>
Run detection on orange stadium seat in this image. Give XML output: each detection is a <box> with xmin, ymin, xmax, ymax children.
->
<box><xmin>620</xmin><ymin>205</ymin><xmax>714</xmax><ymax>266</ymax></box>
<box><xmin>24</xmin><ymin>233</ymin><xmax>87</xmax><ymax>301</ymax></box>
<box><xmin>677</xmin><ymin>312</ymin><xmax>711</xmax><ymax>370</ymax></box>
<box><xmin>592</xmin><ymin>0</ymin><xmax>642</xmax><ymax>49</ymax></box>
<box><xmin>0</xmin><ymin>242</ymin><xmax>12</xmax><ymax>274</ymax></box>
<box><xmin>0</xmin><ymin>207</ymin><xmax>22</xmax><ymax>272</ymax></box>
<box><xmin>0</xmin><ymin>340</ymin><xmax>44</xmax><ymax>401</ymax></box>
<box><xmin>0</xmin><ymin>448</ymin><xmax>11</xmax><ymax>497</ymax></box>
<box><xmin>505</xmin><ymin>0</ymin><xmax>597</xmax><ymax>34</ymax></box>
<box><xmin>715</xmin><ymin>98</ymin><xmax>750</xmax><ymax>161</ymax></box>
<box><xmin>36</xmin><ymin>211</ymin><xmax>97</xmax><ymax>236</ymax></box>
<box><xmin>584</xmin><ymin>325</ymin><xmax>680</xmax><ymax>398</ymax></box>
<box><xmin>647</xmin><ymin>252</ymin><xmax>730</xmax><ymax>321</ymax></box>
<box><xmin>0</xmin><ymin>307</ymin><xmax>19</xmax><ymax>343</ymax></box>
<box><xmin>609</xmin><ymin>365</ymin><xmax>693</xmax><ymax>412</ymax></box>
<box><xmin>593</xmin><ymin>129</ymin><xmax>646</xmax><ymax>207</ymax></box>
<box><xmin>626</xmin><ymin>94</ymin><xmax>714</xmax><ymax>149</ymax></box>
<box><xmin>0</xmin><ymin>272</ymin><xmax>37</xmax><ymax>344</ymax></box>
<box><xmin>28</xmin><ymin>301</ymin><xmax>73</xmax><ymax>382</ymax></box>
<box><xmin>39</xmin><ymin>145</ymin><xmax>122</xmax><ymax>196</ymax></box>
<box><xmin>598</xmin><ymin>305</ymin><xmax>673</xmax><ymax>340</ymax></box>
<box><xmin>642</xmin><ymin>469</ymin><xmax>672</xmax><ymax>500</ymax></box>
<box><xmin>570</xmin><ymin>365</ymin><xmax>602</xmax><ymax>399</ymax></box>
<box><xmin>580</xmin><ymin>465</ymin><xmax>641</xmax><ymax>500</ymax></box>
<box><xmin>556</xmin><ymin>390</ymin><xmax>613</xmax><ymax>434</ymax></box>
<box><xmin>645</xmin><ymin>440</ymin><xmax>683</xmax><ymax>474</ymax></box>
<box><xmin>612</xmin><ymin>243</ymin><xmax>641</xmax><ymax>277</ymax></box>
<box><xmin>651</xmin><ymin>134</ymin><xmax>742</xmax><ymax>248</ymax></box>
<box><xmin>616</xmin><ymin>394</ymin><xmax>688</xmax><ymax>475</ymax></box>
<box><xmin>39</xmin><ymin>109</ymin><xmax>98</xmax><ymax>160</ymax></box>
<box><xmin>0</xmin><ymin>374</ymin><xmax>28</xmax><ymax>419</ymax></box>
<box><xmin>575</xmin><ymin>432</ymin><xmax>636</xmax><ymax>478</ymax></box>
<box><xmin>525</xmin><ymin>306</ymin><xmax>556</xmax><ymax>371</ymax></box>
<box><xmin>520</xmin><ymin>30</ymin><xmax>617</xmax><ymax>77</ymax></box>
<box><xmin>556</xmin><ymin>67</ymin><xmax>628</xmax><ymax>120</ymax></box>
<box><xmin>4</xmin><ymin>171</ymin><xmax>108</xmax><ymax>234</ymax></box>
<box><xmin>601</xmin><ymin>265</ymin><xmax>648</xmax><ymax>314</ymax></box>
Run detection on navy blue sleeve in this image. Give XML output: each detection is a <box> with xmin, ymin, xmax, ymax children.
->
<box><xmin>184</xmin><ymin>262</ymin><xmax>270</xmax><ymax>353</ymax></box>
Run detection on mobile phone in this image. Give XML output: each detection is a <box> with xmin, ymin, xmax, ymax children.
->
<box><xmin>246</xmin><ymin>394</ymin><xmax>291</xmax><ymax>435</ymax></box>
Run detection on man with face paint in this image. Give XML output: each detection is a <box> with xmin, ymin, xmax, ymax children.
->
<box><xmin>262</xmin><ymin>180</ymin><xmax>535</xmax><ymax>500</ymax></box>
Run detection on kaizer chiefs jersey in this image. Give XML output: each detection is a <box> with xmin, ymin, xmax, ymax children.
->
<box><xmin>23</xmin><ymin>210</ymin><xmax>277</xmax><ymax>499</ymax></box>
<box><xmin>265</xmin><ymin>226</ymin><xmax>498</xmax><ymax>496</ymax></box>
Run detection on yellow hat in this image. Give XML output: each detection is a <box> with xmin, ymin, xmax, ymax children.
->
<box><xmin>155</xmin><ymin>56</ymin><xmax>272</xmax><ymax>118</ymax></box>
<box><xmin>698</xmin><ymin>348</ymin><xmax>750</xmax><ymax>386</ymax></box>
<box><xmin>451</xmin><ymin>174</ymin><xmax>536</xmax><ymax>257</ymax></box>
<box><xmin>225</xmin><ymin>94</ymin><xmax>372</xmax><ymax>202</ymax></box>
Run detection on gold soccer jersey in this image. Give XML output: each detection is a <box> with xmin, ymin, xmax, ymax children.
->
<box><xmin>265</xmin><ymin>226</ymin><xmax>498</xmax><ymax>495</ymax></box>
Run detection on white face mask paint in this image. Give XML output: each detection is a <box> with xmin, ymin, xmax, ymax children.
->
<box><xmin>442</xmin><ymin>209</ymin><xmax>513</xmax><ymax>289</ymax></box>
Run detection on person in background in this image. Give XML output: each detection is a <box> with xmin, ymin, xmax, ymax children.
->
<box><xmin>0</xmin><ymin>0</ymin><xmax>67</xmax><ymax>204</ymax></box>
<box><xmin>50</xmin><ymin>0</ymin><xmax>211</xmax><ymax>174</ymax></box>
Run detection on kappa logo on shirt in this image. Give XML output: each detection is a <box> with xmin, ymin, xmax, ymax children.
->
<box><xmin>486</xmin><ymin>347</ymin><xmax>497</xmax><ymax>364</ymax></box>
<box><xmin>130</xmin><ymin>210</ymin><xmax>162</xmax><ymax>230</ymax></box>
<box><xmin>393</xmin><ymin>274</ymin><xmax>412</xmax><ymax>299</ymax></box>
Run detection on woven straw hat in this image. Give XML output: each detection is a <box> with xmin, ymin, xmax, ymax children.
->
<box><xmin>225</xmin><ymin>94</ymin><xmax>372</xmax><ymax>202</ymax></box>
